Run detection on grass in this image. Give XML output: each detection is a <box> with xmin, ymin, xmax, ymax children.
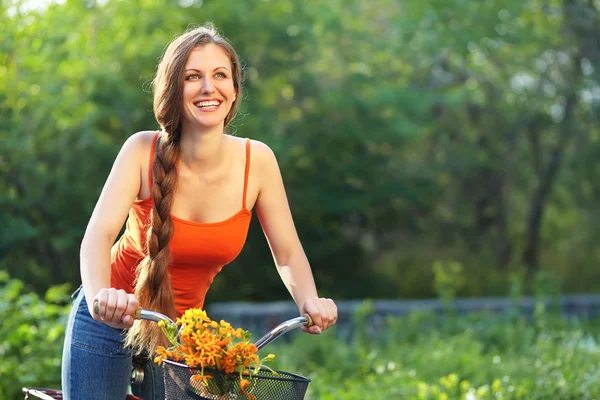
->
<box><xmin>3</xmin><ymin>272</ymin><xmax>600</xmax><ymax>399</ymax></box>
<box><xmin>268</xmin><ymin>301</ymin><xmax>600</xmax><ymax>399</ymax></box>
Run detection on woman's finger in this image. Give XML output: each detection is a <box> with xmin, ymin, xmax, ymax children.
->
<box><xmin>92</xmin><ymin>290</ymin><xmax>108</xmax><ymax>321</ymax></box>
<box><xmin>103</xmin><ymin>289</ymin><xmax>119</xmax><ymax>322</ymax></box>
<box><xmin>303</xmin><ymin>298</ymin><xmax>329</xmax><ymax>334</ymax></box>
<box><xmin>120</xmin><ymin>294</ymin><xmax>140</xmax><ymax>327</ymax></box>
<box><xmin>303</xmin><ymin>299</ymin><xmax>321</xmax><ymax>330</ymax></box>
<box><xmin>322</xmin><ymin>298</ymin><xmax>338</xmax><ymax>330</ymax></box>
<box><xmin>110</xmin><ymin>289</ymin><xmax>129</xmax><ymax>324</ymax></box>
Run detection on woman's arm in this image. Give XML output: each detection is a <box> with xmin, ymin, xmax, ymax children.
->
<box><xmin>253</xmin><ymin>141</ymin><xmax>337</xmax><ymax>334</ymax></box>
<box><xmin>80</xmin><ymin>132</ymin><xmax>152</xmax><ymax>328</ymax></box>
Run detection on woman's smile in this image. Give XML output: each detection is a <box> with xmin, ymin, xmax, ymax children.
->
<box><xmin>194</xmin><ymin>100</ymin><xmax>222</xmax><ymax>112</ymax></box>
<box><xmin>193</xmin><ymin>98</ymin><xmax>222</xmax><ymax>112</ymax></box>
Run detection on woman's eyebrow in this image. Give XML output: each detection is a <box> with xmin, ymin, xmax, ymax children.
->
<box><xmin>184</xmin><ymin>66</ymin><xmax>230</xmax><ymax>73</ymax></box>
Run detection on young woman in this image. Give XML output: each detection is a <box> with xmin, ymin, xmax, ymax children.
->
<box><xmin>61</xmin><ymin>24</ymin><xmax>338</xmax><ymax>399</ymax></box>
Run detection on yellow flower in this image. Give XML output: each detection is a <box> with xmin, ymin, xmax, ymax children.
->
<box><xmin>476</xmin><ymin>385</ymin><xmax>490</xmax><ymax>397</ymax></box>
<box><xmin>492</xmin><ymin>379</ymin><xmax>502</xmax><ymax>392</ymax></box>
<box><xmin>417</xmin><ymin>381</ymin><xmax>429</xmax><ymax>399</ymax></box>
<box><xmin>191</xmin><ymin>373</ymin><xmax>212</xmax><ymax>383</ymax></box>
<box><xmin>240</xmin><ymin>379</ymin><xmax>251</xmax><ymax>390</ymax></box>
<box><xmin>220</xmin><ymin>320</ymin><xmax>232</xmax><ymax>329</ymax></box>
<box><xmin>440</xmin><ymin>373</ymin><xmax>458</xmax><ymax>389</ymax></box>
<box><xmin>460</xmin><ymin>380</ymin><xmax>471</xmax><ymax>393</ymax></box>
<box><xmin>153</xmin><ymin>307</ymin><xmax>273</xmax><ymax>391</ymax></box>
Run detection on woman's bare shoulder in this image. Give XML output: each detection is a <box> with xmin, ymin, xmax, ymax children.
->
<box><xmin>250</xmin><ymin>139</ymin><xmax>278</xmax><ymax>169</ymax></box>
<box><xmin>124</xmin><ymin>130</ymin><xmax>158</xmax><ymax>147</ymax></box>
<box><xmin>225</xmin><ymin>135</ymin><xmax>281</xmax><ymax>175</ymax></box>
<box><xmin>120</xmin><ymin>130</ymin><xmax>159</xmax><ymax>158</ymax></box>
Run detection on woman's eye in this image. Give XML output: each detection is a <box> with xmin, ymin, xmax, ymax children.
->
<box><xmin>215</xmin><ymin>72</ymin><xmax>226</xmax><ymax>78</ymax></box>
<box><xmin>186</xmin><ymin>74</ymin><xmax>200</xmax><ymax>81</ymax></box>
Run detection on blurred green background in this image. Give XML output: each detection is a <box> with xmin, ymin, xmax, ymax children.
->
<box><xmin>2</xmin><ymin>0</ymin><xmax>600</xmax><ymax>398</ymax></box>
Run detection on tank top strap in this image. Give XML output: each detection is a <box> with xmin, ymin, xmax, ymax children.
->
<box><xmin>147</xmin><ymin>131</ymin><xmax>160</xmax><ymax>189</ymax></box>
<box><xmin>242</xmin><ymin>138</ymin><xmax>251</xmax><ymax>210</ymax></box>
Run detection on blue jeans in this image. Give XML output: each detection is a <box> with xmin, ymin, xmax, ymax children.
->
<box><xmin>61</xmin><ymin>286</ymin><xmax>165</xmax><ymax>400</ymax></box>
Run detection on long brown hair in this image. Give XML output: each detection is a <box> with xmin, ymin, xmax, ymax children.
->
<box><xmin>125</xmin><ymin>23</ymin><xmax>243</xmax><ymax>355</ymax></box>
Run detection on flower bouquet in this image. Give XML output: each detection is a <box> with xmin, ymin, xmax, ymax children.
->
<box><xmin>154</xmin><ymin>308</ymin><xmax>275</xmax><ymax>400</ymax></box>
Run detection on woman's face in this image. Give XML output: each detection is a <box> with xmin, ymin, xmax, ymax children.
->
<box><xmin>181</xmin><ymin>43</ymin><xmax>237</xmax><ymax>131</ymax></box>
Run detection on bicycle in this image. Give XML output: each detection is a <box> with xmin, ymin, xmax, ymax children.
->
<box><xmin>23</xmin><ymin>308</ymin><xmax>313</xmax><ymax>400</ymax></box>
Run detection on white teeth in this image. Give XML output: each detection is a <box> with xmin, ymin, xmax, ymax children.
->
<box><xmin>196</xmin><ymin>100</ymin><xmax>220</xmax><ymax>107</ymax></box>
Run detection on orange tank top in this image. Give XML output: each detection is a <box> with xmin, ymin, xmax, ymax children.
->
<box><xmin>110</xmin><ymin>132</ymin><xmax>252</xmax><ymax>316</ymax></box>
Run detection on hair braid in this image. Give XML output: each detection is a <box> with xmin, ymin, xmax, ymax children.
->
<box><xmin>125</xmin><ymin>134</ymin><xmax>179</xmax><ymax>355</ymax></box>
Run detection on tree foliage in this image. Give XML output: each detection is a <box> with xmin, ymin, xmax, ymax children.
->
<box><xmin>1</xmin><ymin>0</ymin><xmax>599</xmax><ymax>300</ymax></box>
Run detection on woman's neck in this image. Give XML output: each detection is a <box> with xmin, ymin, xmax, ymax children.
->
<box><xmin>178</xmin><ymin>125</ymin><xmax>229</xmax><ymax>174</ymax></box>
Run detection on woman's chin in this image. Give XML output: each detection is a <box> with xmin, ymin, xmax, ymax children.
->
<box><xmin>182</xmin><ymin>117</ymin><xmax>225</xmax><ymax>132</ymax></box>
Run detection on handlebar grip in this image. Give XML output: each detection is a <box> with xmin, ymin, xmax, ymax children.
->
<box><xmin>93</xmin><ymin>301</ymin><xmax>143</xmax><ymax>323</ymax></box>
<box><xmin>303</xmin><ymin>313</ymin><xmax>314</xmax><ymax>328</ymax></box>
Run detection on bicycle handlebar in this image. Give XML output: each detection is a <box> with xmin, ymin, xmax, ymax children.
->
<box><xmin>252</xmin><ymin>314</ymin><xmax>313</xmax><ymax>350</ymax></box>
<box><xmin>133</xmin><ymin>308</ymin><xmax>313</xmax><ymax>350</ymax></box>
<box><xmin>133</xmin><ymin>308</ymin><xmax>175</xmax><ymax>324</ymax></box>
<box><xmin>93</xmin><ymin>300</ymin><xmax>314</xmax><ymax>350</ymax></box>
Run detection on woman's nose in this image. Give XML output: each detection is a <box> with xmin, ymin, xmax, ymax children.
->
<box><xmin>201</xmin><ymin>77</ymin><xmax>215</xmax><ymax>94</ymax></box>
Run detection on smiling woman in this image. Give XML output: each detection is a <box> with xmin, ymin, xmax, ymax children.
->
<box><xmin>59</xmin><ymin>22</ymin><xmax>338</xmax><ymax>400</ymax></box>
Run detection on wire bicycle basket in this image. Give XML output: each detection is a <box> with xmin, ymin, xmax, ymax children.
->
<box><xmin>135</xmin><ymin>308</ymin><xmax>314</xmax><ymax>400</ymax></box>
<box><xmin>161</xmin><ymin>359</ymin><xmax>310</xmax><ymax>400</ymax></box>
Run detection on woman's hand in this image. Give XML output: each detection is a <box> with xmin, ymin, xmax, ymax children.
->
<box><xmin>301</xmin><ymin>297</ymin><xmax>338</xmax><ymax>334</ymax></box>
<box><xmin>91</xmin><ymin>288</ymin><xmax>139</xmax><ymax>329</ymax></box>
